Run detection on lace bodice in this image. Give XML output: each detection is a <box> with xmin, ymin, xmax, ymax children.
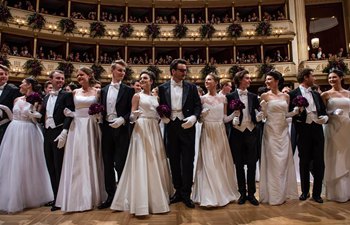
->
<box><xmin>201</xmin><ymin>94</ymin><xmax>226</xmax><ymax>122</ymax></box>
<box><xmin>74</xmin><ymin>94</ymin><xmax>98</xmax><ymax>117</ymax></box>
<box><xmin>138</xmin><ymin>92</ymin><xmax>159</xmax><ymax>119</ymax></box>
<box><xmin>12</xmin><ymin>98</ymin><xmax>33</xmax><ymax>121</ymax></box>
<box><xmin>327</xmin><ymin>97</ymin><xmax>350</xmax><ymax>116</ymax></box>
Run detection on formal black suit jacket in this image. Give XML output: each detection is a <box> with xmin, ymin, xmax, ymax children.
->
<box><xmin>40</xmin><ymin>90</ymin><xmax>74</xmax><ymax>130</ymax></box>
<box><xmin>158</xmin><ymin>80</ymin><xmax>202</xmax><ymax>119</ymax></box>
<box><xmin>100</xmin><ymin>83</ymin><xmax>134</xmax><ymax>123</ymax></box>
<box><xmin>289</xmin><ymin>87</ymin><xmax>327</xmax><ymax>123</ymax></box>
<box><xmin>226</xmin><ymin>90</ymin><xmax>260</xmax><ymax>126</ymax></box>
<box><xmin>0</xmin><ymin>83</ymin><xmax>21</xmax><ymax>120</ymax></box>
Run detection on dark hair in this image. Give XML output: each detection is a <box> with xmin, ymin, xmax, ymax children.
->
<box><xmin>234</xmin><ymin>69</ymin><xmax>249</xmax><ymax>88</ymax></box>
<box><xmin>25</xmin><ymin>76</ymin><xmax>41</xmax><ymax>92</ymax></box>
<box><xmin>49</xmin><ymin>70</ymin><xmax>64</xmax><ymax>79</ymax></box>
<box><xmin>67</xmin><ymin>82</ymin><xmax>78</xmax><ymax>91</ymax></box>
<box><xmin>79</xmin><ymin>66</ymin><xmax>95</xmax><ymax>85</ymax></box>
<box><xmin>44</xmin><ymin>81</ymin><xmax>52</xmax><ymax>89</ymax></box>
<box><xmin>140</xmin><ymin>69</ymin><xmax>156</xmax><ymax>89</ymax></box>
<box><xmin>329</xmin><ymin>69</ymin><xmax>344</xmax><ymax>78</ymax></box>
<box><xmin>266</xmin><ymin>70</ymin><xmax>284</xmax><ymax>91</ymax></box>
<box><xmin>169</xmin><ymin>58</ymin><xmax>187</xmax><ymax>75</ymax></box>
<box><xmin>0</xmin><ymin>64</ymin><xmax>9</xmax><ymax>73</ymax></box>
<box><xmin>297</xmin><ymin>68</ymin><xmax>313</xmax><ymax>83</ymax></box>
<box><xmin>219</xmin><ymin>78</ymin><xmax>231</xmax><ymax>89</ymax></box>
<box><xmin>130</xmin><ymin>79</ymin><xmax>139</xmax><ymax>85</ymax></box>
<box><xmin>257</xmin><ymin>86</ymin><xmax>269</xmax><ymax>96</ymax></box>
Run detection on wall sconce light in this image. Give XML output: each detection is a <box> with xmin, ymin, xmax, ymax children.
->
<box><xmin>79</xmin><ymin>28</ymin><xmax>89</xmax><ymax>36</ymax></box>
<box><xmin>311</xmin><ymin>37</ymin><xmax>320</xmax><ymax>49</ymax></box>
<box><xmin>15</xmin><ymin>18</ymin><xmax>26</xmax><ymax>27</ymax></box>
<box><xmin>11</xmin><ymin>67</ymin><xmax>23</xmax><ymax>75</ymax></box>
<box><xmin>107</xmin><ymin>30</ymin><xmax>117</xmax><ymax>39</ymax></box>
<box><xmin>217</xmin><ymin>31</ymin><xmax>226</xmax><ymax>39</ymax></box>
<box><xmin>246</xmin><ymin>30</ymin><xmax>255</xmax><ymax>38</ymax></box>
<box><xmin>48</xmin><ymin>24</ymin><xmax>57</xmax><ymax>33</ymax></box>
<box><xmin>190</xmin><ymin>32</ymin><xmax>199</xmax><ymax>39</ymax></box>
<box><xmin>136</xmin><ymin>31</ymin><xmax>144</xmax><ymax>39</ymax></box>
<box><xmin>274</xmin><ymin>27</ymin><xmax>283</xmax><ymax>36</ymax></box>
<box><xmin>162</xmin><ymin>31</ymin><xmax>171</xmax><ymax>39</ymax></box>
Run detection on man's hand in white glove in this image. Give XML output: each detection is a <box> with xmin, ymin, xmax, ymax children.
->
<box><xmin>315</xmin><ymin>115</ymin><xmax>329</xmax><ymax>124</ymax></box>
<box><xmin>130</xmin><ymin>110</ymin><xmax>142</xmax><ymax>123</ymax></box>
<box><xmin>233</xmin><ymin>110</ymin><xmax>240</xmax><ymax>117</ymax></box>
<box><xmin>54</xmin><ymin>129</ymin><xmax>68</xmax><ymax>149</ymax></box>
<box><xmin>286</xmin><ymin>106</ymin><xmax>300</xmax><ymax>117</ymax></box>
<box><xmin>255</xmin><ymin>110</ymin><xmax>265</xmax><ymax>122</ymax></box>
<box><xmin>28</xmin><ymin>110</ymin><xmax>42</xmax><ymax>119</ymax></box>
<box><xmin>232</xmin><ymin>116</ymin><xmax>240</xmax><ymax>126</ymax></box>
<box><xmin>332</xmin><ymin>108</ymin><xmax>344</xmax><ymax>116</ymax></box>
<box><xmin>161</xmin><ymin>117</ymin><xmax>170</xmax><ymax>124</ymax></box>
<box><xmin>200</xmin><ymin>108</ymin><xmax>210</xmax><ymax>118</ymax></box>
<box><xmin>109</xmin><ymin>117</ymin><xmax>125</xmax><ymax>128</ymax></box>
<box><xmin>181</xmin><ymin>115</ymin><xmax>197</xmax><ymax>129</ymax></box>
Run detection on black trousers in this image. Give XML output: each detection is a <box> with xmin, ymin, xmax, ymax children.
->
<box><xmin>166</xmin><ymin>119</ymin><xmax>195</xmax><ymax>199</ymax></box>
<box><xmin>295</xmin><ymin>122</ymin><xmax>325</xmax><ymax>198</ymax></box>
<box><xmin>229</xmin><ymin>127</ymin><xmax>258</xmax><ymax>196</ymax></box>
<box><xmin>43</xmin><ymin>127</ymin><xmax>64</xmax><ymax>201</ymax></box>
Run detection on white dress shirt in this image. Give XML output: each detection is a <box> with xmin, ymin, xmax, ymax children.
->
<box><xmin>170</xmin><ymin>79</ymin><xmax>184</xmax><ymax>120</ymax></box>
<box><xmin>45</xmin><ymin>90</ymin><xmax>59</xmax><ymax>129</ymax></box>
<box><xmin>234</xmin><ymin>89</ymin><xmax>255</xmax><ymax>132</ymax></box>
<box><xmin>299</xmin><ymin>86</ymin><xmax>318</xmax><ymax>124</ymax></box>
<box><xmin>106</xmin><ymin>82</ymin><xmax>120</xmax><ymax>122</ymax></box>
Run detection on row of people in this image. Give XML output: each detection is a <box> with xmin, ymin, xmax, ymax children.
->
<box><xmin>0</xmin><ymin>61</ymin><xmax>349</xmax><ymax>215</ymax></box>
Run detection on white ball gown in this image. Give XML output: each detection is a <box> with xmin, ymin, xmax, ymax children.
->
<box><xmin>324</xmin><ymin>97</ymin><xmax>350</xmax><ymax>202</ymax></box>
<box><xmin>259</xmin><ymin>99</ymin><xmax>298</xmax><ymax>205</ymax></box>
<box><xmin>55</xmin><ymin>93</ymin><xmax>106</xmax><ymax>212</ymax></box>
<box><xmin>0</xmin><ymin>98</ymin><xmax>53</xmax><ymax>213</ymax></box>
<box><xmin>192</xmin><ymin>94</ymin><xmax>239</xmax><ymax>207</ymax></box>
<box><xmin>110</xmin><ymin>92</ymin><xmax>173</xmax><ymax>216</ymax></box>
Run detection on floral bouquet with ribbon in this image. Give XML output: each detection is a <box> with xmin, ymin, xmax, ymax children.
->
<box><xmin>88</xmin><ymin>103</ymin><xmax>104</xmax><ymax>123</ymax></box>
<box><xmin>156</xmin><ymin>104</ymin><xmax>171</xmax><ymax>118</ymax></box>
<box><xmin>292</xmin><ymin>96</ymin><xmax>309</xmax><ymax>112</ymax></box>
<box><xmin>229</xmin><ymin>99</ymin><xmax>245</xmax><ymax>111</ymax></box>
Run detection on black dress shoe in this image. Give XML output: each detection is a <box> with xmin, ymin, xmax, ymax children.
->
<box><xmin>182</xmin><ymin>198</ymin><xmax>195</xmax><ymax>208</ymax></box>
<box><xmin>237</xmin><ymin>195</ymin><xmax>246</xmax><ymax>205</ymax></box>
<box><xmin>312</xmin><ymin>196</ymin><xmax>323</xmax><ymax>203</ymax></box>
<box><xmin>247</xmin><ymin>195</ymin><xmax>259</xmax><ymax>206</ymax></box>
<box><xmin>51</xmin><ymin>206</ymin><xmax>61</xmax><ymax>211</ymax></box>
<box><xmin>299</xmin><ymin>193</ymin><xmax>310</xmax><ymax>201</ymax></box>
<box><xmin>44</xmin><ymin>201</ymin><xmax>55</xmax><ymax>207</ymax></box>
<box><xmin>170</xmin><ymin>194</ymin><xmax>182</xmax><ymax>204</ymax></box>
<box><xmin>98</xmin><ymin>199</ymin><xmax>113</xmax><ymax>209</ymax></box>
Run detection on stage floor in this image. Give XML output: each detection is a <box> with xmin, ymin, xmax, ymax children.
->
<box><xmin>1</xmin><ymin>197</ymin><xmax>350</xmax><ymax>225</ymax></box>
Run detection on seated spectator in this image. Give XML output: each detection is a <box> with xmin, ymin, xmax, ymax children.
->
<box><xmin>277</xmin><ymin>10</ymin><xmax>285</xmax><ymax>20</ymax></box>
<box><xmin>310</xmin><ymin>53</ymin><xmax>317</xmax><ymax>61</ymax></box>
<box><xmin>337</xmin><ymin>48</ymin><xmax>344</xmax><ymax>58</ymax></box>
<box><xmin>263</xmin><ymin>11</ymin><xmax>271</xmax><ymax>21</ymax></box>
<box><xmin>170</xmin><ymin>15</ymin><xmax>177</xmax><ymax>24</ymax></box>
<box><xmin>274</xmin><ymin>50</ymin><xmax>284</xmax><ymax>62</ymax></box>
<box><xmin>251</xmin><ymin>12</ymin><xmax>258</xmax><ymax>22</ymax></box>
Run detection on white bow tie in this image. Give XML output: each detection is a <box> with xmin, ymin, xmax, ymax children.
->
<box><xmin>111</xmin><ymin>83</ymin><xmax>120</xmax><ymax>90</ymax></box>
<box><xmin>49</xmin><ymin>91</ymin><xmax>59</xmax><ymax>96</ymax></box>
<box><xmin>238</xmin><ymin>90</ymin><xmax>248</xmax><ymax>96</ymax></box>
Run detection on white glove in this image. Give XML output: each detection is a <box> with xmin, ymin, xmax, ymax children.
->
<box><xmin>255</xmin><ymin>110</ymin><xmax>265</xmax><ymax>122</ymax></box>
<box><xmin>93</xmin><ymin>113</ymin><xmax>103</xmax><ymax>123</ymax></box>
<box><xmin>181</xmin><ymin>115</ymin><xmax>197</xmax><ymax>129</ymax></box>
<box><xmin>63</xmin><ymin>108</ymin><xmax>75</xmax><ymax>117</ymax></box>
<box><xmin>161</xmin><ymin>117</ymin><xmax>170</xmax><ymax>124</ymax></box>
<box><xmin>315</xmin><ymin>115</ymin><xmax>329</xmax><ymax>124</ymax></box>
<box><xmin>286</xmin><ymin>106</ymin><xmax>300</xmax><ymax>118</ymax></box>
<box><xmin>200</xmin><ymin>108</ymin><xmax>210</xmax><ymax>118</ymax></box>
<box><xmin>28</xmin><ymin>111</ymin><xmax>42</xmax><ymax>119</ymax></box>
<box><xmin>130</xmin><ymin>110</ymin><xmax>142</xmax><ymax>123</ymax></box>
<box><xmin>0</xmin><ymin>109</ymin><xmax>2</xmax><ymax>119</ymax></box>
<box><xmin>233</xmin><ymin>110</ymin><xmax>240</xmax><ymax>117</ymax></box>
<box><xmin>232</xmin><ymin>116</ymin><xmax>240</xmax><ymax>126</ymax></box>
<box><xmin>260</xmin><ymin>100</ymin><xmax>268</xmax><ymax>113</ymax></box>
<box><xmin>332</xmin><ymin>108</ymin><xmax>344</xmax><ymax>116</ymax></box>
<box><xmin>0</xmin><ymin>105</ymin><xmax>13</xmax><ymax>121</ymax></box>
<box><xmin>223</xmin><ymin>112</ymin><xmax>235</xmax><ymax>123</ymax></box>
<box><xmin>109</xmin><ymin>117</ymin><xmax>125</xmax><ymax>128</ymax></box>
<box><xmin>54</xmin><ymin>129</ymin><xmax>68</xmax><ymax>149</ymax></box>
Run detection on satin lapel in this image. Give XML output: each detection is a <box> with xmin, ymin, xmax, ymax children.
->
<box><xmin>182</xmin><ymin>82</ymin><xmax>189</xmax><ymax>107</ymax></box>
<box><xmin>116</xmin><ymin>83</ymin><xmax>125</xmax><ymax>105</ymax></box>
<box><xmin>311</xmin><ymin>91</ymin><xmax>320</xmax><ymax>112</ymax></box>
<box><xmin>164</xmin><ymin>82</ymin><xmax>171</xmax><ymax>106</ymax></box>
<box><xmin>0</xmin><ymin>85</ymin><xmax>10</xmax><ymax>103</ymax></box>
<box><xmin>42</xmin><ymin>94</ymin><xmax>49</xmax><ymax>110</ymax></box>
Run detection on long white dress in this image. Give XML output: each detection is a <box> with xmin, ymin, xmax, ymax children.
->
<box><xmin>192</xmin><ymin>94</ymin><xmax>239</xmax><ymax>207</ymax></box>
<box><xmin>55</xmin><ymin>93</ymin><xmax>106</xmax><ymax>212</ymax></box>
<box><xmin>324</xmin><ymin>97</ymin><xmax>350</xmax><ymax>202</ymax></box>
<box><xmin>110</xmin><ymin>92</ymin><xmax>173</xmax><ymax>216</ymax></box>
<box><xmin>0</xmin><ymin>98</ymin><xmax>53</xmax><ymax>213</ymax></box>
<box><xmin>259</xmin><ymin>99</ymin><xmax>298</xmax><ymax>205</ymax></box>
